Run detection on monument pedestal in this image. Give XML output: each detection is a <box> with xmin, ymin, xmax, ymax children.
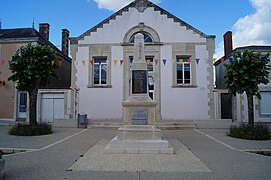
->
<box><xmin>105</xmin><ymin>33</ymin><xmax>173</xmax><ymax>154</ymax></box>
<box><xmin>105</xmin><ymin>97</ymin><xmax>174</xmax><ymax>154</ymax></box>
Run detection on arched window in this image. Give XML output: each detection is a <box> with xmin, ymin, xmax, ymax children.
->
<box><xmin>129</xmin><ymin>32</ymin><xmax>154</xmax><ymax>43</ymax></box>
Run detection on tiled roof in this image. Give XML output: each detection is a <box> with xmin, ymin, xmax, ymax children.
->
<box><xmin>0</xmin><ymin>28</ymin><xmax>71</xmax><ymax>61</ymax></box>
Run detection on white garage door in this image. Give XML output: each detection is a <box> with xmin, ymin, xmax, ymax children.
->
<box><xmin>41</xmin><ymin>94</ymin><xmax>64</xmax><ymax>123</ymax></box>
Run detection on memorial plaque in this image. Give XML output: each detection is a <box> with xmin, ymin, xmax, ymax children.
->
<box><xmin>132</xmin><ymin>70</ymin><xmax>147</xmax><ymax>94</ymax></box>
<box><xmin>131</xmin><ymin>109</ymin><xmax>148</xmax><ymax>125</ymax></box>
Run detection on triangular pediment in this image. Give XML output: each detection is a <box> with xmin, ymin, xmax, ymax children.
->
<box><xmin>71</xmin><ymin>0</ymin><xmax>215</xmax><ymax>43</ymax></box>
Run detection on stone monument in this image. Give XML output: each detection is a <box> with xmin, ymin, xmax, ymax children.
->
<box><xmin>106</xmin><ymin>33</ymin><xmax>173</xmax><ymax>154</ymax></box>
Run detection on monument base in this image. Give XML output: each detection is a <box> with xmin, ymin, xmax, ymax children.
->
<box><xmin>105</xmin><ymin>125</ymin><xmax>174</xmax><ymax>154</ymax></box>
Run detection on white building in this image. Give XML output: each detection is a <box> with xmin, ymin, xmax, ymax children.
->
<box><xmin>70</xmin><ymin>0</ymin><xmax>216</xmax><ymax>122</ymax></box>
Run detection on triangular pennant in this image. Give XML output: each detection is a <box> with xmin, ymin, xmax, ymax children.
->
<box><xmin>51</xmin><ymin>61</ymin><xmax>55</xmax><ymax>66</ymax></box>
<box><xmin>196</xmin><ymin>59</ymin><xmax>200</xmax><ymax>64</ymax></box>
<box><xmin>162</xmin><ymin>59</ymin><xmax>167</xmax><ymax>65</ymax></box>
<box><xmin>155</xmin><ymin>59</ymin><xmax>159</xmax><ymax>66</ymax></box>
<box><xmin>114</xmin><ymin>60</ymin><xmax>117</xmax><ymax>66</ymax></box>
<box><xmin>179</xmin><ymin>59</ymin><xmax>183</xmax><ymax>65</ymax></box>
<box><xmin>146</xmin><ymin>60</ymin><xmax>151</xmax><ymax>65</ymax></box>
<box><xmin>221</xmin><ymin>58</ymin><xmax>225</xmax><ymax>63</ymax></box>
<box><xmin>229</xmin><ymin>58</ymin><xmax>233</xmax><ymax>64</ymax></box>
<box><xmin>90</xmin><ymin>59</ymin><xmax>94</xmax><ymax>65</ymax></box>
<box><xmin>58</xmin><ymin>60</ymin><xmax>63</xmax><ymax>66</ymax></box>
<box><xmin>120</xmin><ymin>60</ymin><xmax>124</xmax><ymax>65</ymax></box>
<box><xmin>82</xmin><ymin>60</ymin><xmax>86</xmax><ymax>66</ymax></box>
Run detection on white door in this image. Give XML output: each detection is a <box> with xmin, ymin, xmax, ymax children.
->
<box><xmin>41</xmin><ymin>94</ymin><xmax>64</xmax><ymax>123</ymax></box>
<box><xmin>17</xmin><ymin>92</ymin><xmax>27</xmax><ymax>118</ymax></box>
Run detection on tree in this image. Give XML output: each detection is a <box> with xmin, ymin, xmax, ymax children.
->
<box><xmin>224</xmin><ymin>50</ymin><xmax>270</xmax><ymax>127</ymax></box>
<box><xmin>8</xmin><ymin>44</ymin><xmax>58</xmax><ymax>126</ymax></box>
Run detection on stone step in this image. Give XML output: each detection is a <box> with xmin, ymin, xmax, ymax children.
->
<box><xmin>88</xmin><ymin>121</ymin><xmax>196</xmax><ymax>130</ymax></box>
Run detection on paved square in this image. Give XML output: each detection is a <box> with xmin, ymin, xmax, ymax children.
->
<box><xmin>69</xmin><ymin>139</ymin><xmax>211</xmax><ymax>172</ymax></box>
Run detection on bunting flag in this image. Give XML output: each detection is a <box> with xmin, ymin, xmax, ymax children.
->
<box><xmin>229</xmin><ymin>58</ymin><xmax>233</xmax><ymax>64</ymax></box>
<box><xmin>82</xmin><ymin>60</ymin><xmax>86</xmax><ymax>66</ymax></box>
<box><xmin>196</xmin><ymin>59</ymin><xmax>200</xmax><ymax>64</ymax></box>
<box><xmin>155</xmin><ymin>59</ymin><xmax>159</xmax><ymax>66</ymax></box>
<box><xmin>221</xmin><ymin>58</ymin><xmax>225</xmax><ymax>63</ymax></box>
<box><xmin>90</xmin><ymin>59</ymin><xmax>94</xmax><ymax>65</ymax></box>
<box><xmin>146</xmin><ymin>60</ymin><xmax>151</xmax><ymax>65</ymax></box>
<box><xmin>51</xmin><ymin>61</ymin><xmax>55</xmax><ymax>66</ymax></box>
<box><xmin>162</xmin><ymin>59</ymin><xmax>167</xmax><ymax>65</ymax></box>
<box><xmin>58</xmin><ymin>60</ymin><xmax>63</xmax><ymax>66</ymax></box>
<box><xmin>120</xmin><ymin>60</ymin><xmax>124</xmax><ymax>65</ymax></box>
<box><xmin>179</xmin><ymin>59</ymin><xmax>183</xmax><ymax>65</ymax></box>
<box><xmin>114</xmin><ymin>60</ymin><xmax>118</xmax><ymax>66</ymax></box>
<box><xmin>187</xmin><ymin>57</ymin><xmax>191</xmax><ymax>64</ymax></box>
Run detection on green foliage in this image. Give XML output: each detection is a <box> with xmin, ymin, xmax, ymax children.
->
<box><xmin>228</xmin><ymin>123</ymin><xmax>271</xmax><ymax>140</ymax></box>
<box><xmin>8</xmin><ymin>43</ymin><xmax>58</xmax><ymax>92</ymax></box>
<box><xmin>9</xmin><ymin>123</ymin><xmax>52</xmax><ymax>136</ymax></box>
<box><xmin>224</xmin><ymin>50</ymin><xmax>270</xmax><ymax>99</ymax></box>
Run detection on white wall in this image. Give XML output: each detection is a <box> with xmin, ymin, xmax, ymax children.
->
<box><xmin>75</xmin><ymin>7</ymin><xmax>212</xmax><ymax>121</ymax></box>
<box><xmin>77</xmin><ymin>46</ymin><xmax>123</xmax><ymax>120</ymax></box>
<box><xmin>160</xmin><ymin>45</ymin><xmax>210</xmax><ymax>120</ymax></box>
<box><xmin>79</xmin><ymin>7</ymin><xmax>205</xmax><ymax>45</ymax></box>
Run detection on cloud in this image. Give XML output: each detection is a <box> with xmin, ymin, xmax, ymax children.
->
<box><xmin>215</xmin><ymin>0</ymin><xmax>271</xmax><ymax>59</ymax></box>
<box><xmin>93</xmin><ymin>0</ymin><xmax>161</xmax><ymax>12</ymax></box>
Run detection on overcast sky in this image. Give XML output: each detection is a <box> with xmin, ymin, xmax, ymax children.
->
<box><xmin>1</xmin><ymin>0</ymin><xmax>271</xmax><ymax>59</ymax></box>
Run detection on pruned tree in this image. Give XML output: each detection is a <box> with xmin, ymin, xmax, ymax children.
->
<box><xmin>224</xmin><ymin>50</ymin><xmax>270</xmax><ymax>127</ymax></box>
<box><xmin>8</xmin><ymin>44</ymin><xmax>58</xmax><ymax>126</ymax></box>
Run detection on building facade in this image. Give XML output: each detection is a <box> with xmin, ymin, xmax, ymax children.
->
<box><xmin>70</xmin><ymin>0</ymin><xmax>216</xmax><ymax>122</ymax></box>
<box><xmin>0</xmin><ymin>23</ymin><xmax>73</xmax><ymax>123</ymax></box>
<box><xmin>215</xmin><ymin>31</ymin><xmax>271</xmax><ymax>123</ymax></box>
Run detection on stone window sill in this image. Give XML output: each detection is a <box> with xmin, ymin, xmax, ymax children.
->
<box><xmin>172</xmin><ymin>85</ymin><xmax>197</xmax><ymax>88</ymax></box>
<box><xmin>87</xmin><ymin>85</ymin><xmax>112</xmax><ymax>88</ymax></box>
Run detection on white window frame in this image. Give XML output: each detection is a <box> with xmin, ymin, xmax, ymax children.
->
<box><xmin>93</xmin><ymin>58</ymin><xmax>108</xmax><ymax>86</ymax></box>
<box><xmin>260</xmin><ymin>91</ymin><xmax>271</xmax><ymax>116</ymax></box>
<box><xmin>176</xmin><ymin>56</ymin><xmax>191</xmax><ymax>85</ymax></box>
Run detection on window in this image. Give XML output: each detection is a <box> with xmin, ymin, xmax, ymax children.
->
<box><xmin>146</xmin><ymin>57</ymin><xmax>154</xmax><ymax>72</ymax></box>
<box><xmin>260</xmin><ymin>92</ymin><xmax>271</xmax><ymax>115</ymax></box>
<box><xmin>93</xmin><ymin>57</ymin><xmax>107</xmax><ymax>85</ymax></box>
<box><xmin>129</xmin><ymin>32</ymin><xmax>154</xmax><ymax>43</ymax></box>
<box><xmin>148</xmin><ymin>76</ymin><xmax>154</xmax><ymax>100</ymax></box>
<box><xmin>19</xmin><ymin>92</ymin><xmax>27</xmax><ymax>112</ymax></box>
<box><xmin>176</xmin><ymin>56</ymin><xmax>191</xmax><ymax>85</ymax></box>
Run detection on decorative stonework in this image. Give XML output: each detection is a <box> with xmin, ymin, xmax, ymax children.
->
<box><xmin>135</xmin><ymin>0</ymin><xmax>149</xmax><ymax>13</ymax></box>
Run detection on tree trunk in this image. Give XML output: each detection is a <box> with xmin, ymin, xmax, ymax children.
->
<box><xmin>28</xmin><ymin>87</ymin><xmax>38</xmax><ymax>126</ymax></box>
<box><xmin>247</xmin><ymin>93</ymin><xmax>254</xmax><ymax>128</ymax></box>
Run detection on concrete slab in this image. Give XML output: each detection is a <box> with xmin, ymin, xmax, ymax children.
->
<box><xmin>69</xmin><ymin>139</ymin><xmax>210</xmax><ymax>173</ymax></box>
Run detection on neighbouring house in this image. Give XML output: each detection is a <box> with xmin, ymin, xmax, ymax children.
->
<box><xmin>214</xmin><ymin>31</ymin><xmax>271</xmax><ymax>122</ymax></box>
<box><xmin>0</xmin><ymin>23</ymin><xmax>73</xmax><ymax>123</ymax></box>
<box><xmin>70</xmin><ymin>0</ymin><xmax>218</xmax><ymax>123</ymax></box>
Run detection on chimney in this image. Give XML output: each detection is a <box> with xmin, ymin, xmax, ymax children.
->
<box><xmin>39</xmin><ymin>23</ymin><xmax>50</xmax><ymax>41</ymax></box>
<box><xmin>223</xmin><ymin>31</ymin><xmax>233</xmax><ymax>57</ymax></box>
<box><xmin>62</xmin><ymin>29</ymin><xmax>69</xmax><ymax>56</ymax></box>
